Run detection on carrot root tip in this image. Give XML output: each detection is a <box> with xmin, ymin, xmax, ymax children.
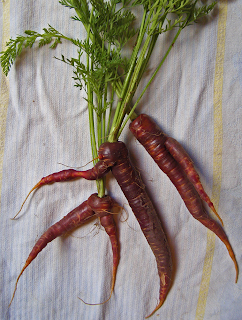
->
<box><xmin>11</xmin><ymin>182</ymin><xmax>41</xmax><ymax>219</ymax></box>
<box><xmin>78</xmin><ymin>293</ymin><xmax>112</xmax><ymax>306</ymax></box>
<box><xmin>211</xmin><ymin>207</ymin><xmax>224</xmax><ymax>226</ymax></box>
<box><xmin>145</xmin><ymin>300</ymin><xmax>164</xmax><ymax>319</ymax></box>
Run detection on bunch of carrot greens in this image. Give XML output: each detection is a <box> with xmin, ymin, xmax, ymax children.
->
<box><xmin>1</xmin><ymin>1</ymin><xmax>216</xmax><ymax>196</ymax></box>
<box><xmin>2</xmin><ymin>0</ymin><xmax>237</xmax><ymax>318</ymax></box>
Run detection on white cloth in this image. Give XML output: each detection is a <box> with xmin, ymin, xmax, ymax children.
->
<box><xmin>1</xmin><ymin>1</ymin><xmax>241</xmax><ymax>319</ymax></box>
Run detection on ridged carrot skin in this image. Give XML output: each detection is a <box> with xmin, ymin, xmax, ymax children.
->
<box><xmin>129</xmin><ymin>113</ymin><xmax>238</xmax><ymax>283</ymax></box>
<box><xmin>9</xmin><ymin>199</ymin><xmax>96</xmax><ymax>307</ymax></box>
<box><xmin>25</xmin><ymin>200</ymin><xmax>95</xmax><ymax>261</ymax></box>
<box><xmin>88</xmin><ymin>194</ymin><xmax>119</xmax><ymax>296</ymax></box>
<box><xmin>37</xmin><ymin>161</ymin><xmax>111</xmax><ymax>186</ymax></box>
<box><xmin>129</xmin><ymin>114</ymin><xmax>220</xmax><ymax>218</ymax></box>
<box><xmin>165</xmin><ymin>136</ymin><xmax>222</xmax><ymax>224</ymax></box>
<box><xmin>14</xmin><ymin>160</ymin><xmax>112</xmax><ymax>219</ymax></box>
<box><xmin>11</xmin><ymin>193</ymin><xmax>120</xmax><ymax>309</ymax></box>
<box><xmin>98</xmin><ymin>141</ymin><xmax>172</xmax><ymax>318</ymax></box>
<box><xmin>87</xmin><ymin>193</ymin><xmax>115</xmax><ymax>217</ymax></box>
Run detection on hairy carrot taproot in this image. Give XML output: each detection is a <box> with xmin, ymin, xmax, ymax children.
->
<box><xmin>10</xmin><ymin>192</ymin><xmax>121</xmax><ymax>308</ymax></box>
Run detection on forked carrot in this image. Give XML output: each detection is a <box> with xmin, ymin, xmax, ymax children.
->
<box><xmin>9</xmin><ymin>193</ymin><xmax>120</xmax><ymax>308</ymax></box>
<box><xmin>129</xmin><ymin>114</ymin><xmax>238</xmax><ymax>283</ymax></box>
<box><xmin>165</xmin><ymin>136</ymin><xmax>222</xmax><ymax>224</ymax></box>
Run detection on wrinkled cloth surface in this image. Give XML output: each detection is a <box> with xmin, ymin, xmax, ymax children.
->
<box><xmin>0</xmin><ymin>1</ymin><xmax>242</xmax><ymax>320</ymax></box>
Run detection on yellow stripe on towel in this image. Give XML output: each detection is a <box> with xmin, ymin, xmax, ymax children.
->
<box><xmin>195</xmin><ymin>1</ymin><xmax>228</xmax><ymax>319</ymax></box>
<box><xmin>0</xmin><ymin>0</ymin><xmax>10</xmax><ymax>208</ymax></box>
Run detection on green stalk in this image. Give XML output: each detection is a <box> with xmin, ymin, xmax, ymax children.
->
<box><xmin>118</xmin><ymin>26</ymin><xmax>183</xmax><ymax>137</ymax></box>
<box><xmin>119</xmin><ymin>9</ymin><xmax>164</xmax><ymax>112</ymax></box>
<box><xmin>86</xmin><ymin>7</ymin><xmax>105</xmax><ymax>197</ymax></box>
<box><xmin>97</xmin><ymin>112</ymin><xmax>102</xmax><ymax>147</ymax></box>
<box><xmin>108</xmin><ymin>7</ymin><xmax>149</xmax><ymax>142</ymax></box>
<box><xmin>106</xmin><ymin>86</ymin><xmax>115</xmax><ymax>138</ymax></box>
<box><xmin>111</xmin><ymin>30</ymin><xmax>153</xmax><ymax>138</ymax></box>
<box><xmin>108</xmin><ymin>1</ymin><xmax>168</xmax><ymax>141</ymax></box>
<box><xmin>86</xmin><ymin>8</ymin><xmax>96</xmax><ymax>160</ymax></box>
<box><xmin>123</xmin><ymin>33</ymin><xmax>159</xmax><ymax>114</ymax></box>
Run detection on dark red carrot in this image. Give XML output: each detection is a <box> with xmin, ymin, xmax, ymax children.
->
<box><xmin>98</xmin><ymin>141</ymin><xmax>173</xmax><ymax>318</ymax></box>
<box><xmin>87</xmin><ymin>194</ymin><xmax>119</xmax><ymax>297</ymax></box>
<box><xmin>13</xmin><ymin>161</ymin><xmax>112</xmax><ymax>219</ymax></box>
<box><xmin>129</xmin><ymin>113</ymin><xmax>221</xmax><ymax>222</ymax></box>
<box><xmin>87</xmin><ymin>193</ymin><xmax>116</xmax><ymax>218</ymax></box>
<box><xmin>12</xmin><ymin>141</ymin><xmax>172</xmax><ymax>316</ymax></box>
<box><xmin>129</xmin><ymin>113</ymin><xmax>238</xmax><ymax>283</ymax></box>
<box><xmin>9</xmin><ymin>198</ymin><xmax>96</xmax><ymax>307</ymax></box>
<box><xmin>164</xmin><ymin>136</ymin><xmax>222</xmax><ymax>224</ymax></box>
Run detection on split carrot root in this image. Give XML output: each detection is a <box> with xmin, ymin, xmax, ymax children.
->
<box><xmin>130</xmin><ymin>114</ymin><xmax>222</xmax><ymax>222</ymax></box>
<box><xmin>165</xmin><ymin>136</ymin><xmax>223</xmax><ymax>225</ymax></box>
<box><xmin>9</xmin><ymin>192</ymin><xmax>120</xmax><ymax>308</ymax></box>
<box><xmin>130</xmin><ymin>113</ymin><xmax>238</xmax><ymax>283</ymax></box>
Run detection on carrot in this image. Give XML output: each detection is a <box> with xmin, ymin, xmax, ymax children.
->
<box><xmin>12</xmin><ymin>141</ymin><xmax>172</xmax><ymax>316</ymax></box>
<box><xmin>9</xmin><ymin>198</ymin><xmax>96</xmax><ymax>307</ymax></box>
<box><xmin>129</xmin><ymin>114</ymin><xmax>221</xmax><ymax>220</ymax></box>
<box><xmin>87</xmin><ymin>193</ymin><xmax>119</xmax><ymax>299</ymax></box>
<box><xmin>14</xmin><ymin>162</ymin><xmax>111</xmax><ymax>219</ymax></box>
<box><xmin>10</xmin><ymin>192</ymin><xmax>120</xmax><ymax>308</ymax></box>
<box><xmin>164</xmin><ymin>136</ymin><xmax>222</xmax><ymax>224</ymax></box>
<box><xmin>129</xmin><ymin>113</ymin><xmax>238</xmax><ymax>283</ymax></box>
<box><xmin>98</xmin><ymin>141</ymin><xmax>173</xmax><ymax>318</ymax></box>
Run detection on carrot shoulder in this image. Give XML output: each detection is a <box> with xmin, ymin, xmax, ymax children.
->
<box><xmin>98</xmin><ymin>141</ymin><xmax>173</xmax><ymax>318</ymax></box>
<box><xmin>129</xmin><ymin>113</ymin><xmax>238</xmax><ymax>283</ymax></box>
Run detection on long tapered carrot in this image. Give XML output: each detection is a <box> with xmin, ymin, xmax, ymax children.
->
<box><xmin>97</xmin><ymin>141</ymin><xmax>173</xmax><ymax>318</ymax></box>
<box><xmin>13</xmin><ymin>162</ymin><xmax>111</xmax><ymax>219</ymax></box>
<box><xmin>129</xmin><ymin>113</ymin><xmax>238</xmax><ymax>283</ymax></box>
<box><xmin>9</xmin><ymin>199</ymin><xmax>96</xmax><ymax>307</ymax></box>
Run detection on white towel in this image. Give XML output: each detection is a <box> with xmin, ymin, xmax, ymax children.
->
<box><xmin>1</xmin><ymin>1</ymin><xmax>241</xmax><ymax>319</ymax></box>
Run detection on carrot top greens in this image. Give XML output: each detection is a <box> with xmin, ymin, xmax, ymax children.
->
<box><xmin>0</xmin><ymin>0</ymin><xmax>216</xmax><ymax>196</ymax></box>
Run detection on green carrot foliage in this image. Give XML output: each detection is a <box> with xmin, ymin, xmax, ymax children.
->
<box><xmin>0</xmin><ymin>0</ymin><xmax>216</xmax><ymax>195</ymax></box>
